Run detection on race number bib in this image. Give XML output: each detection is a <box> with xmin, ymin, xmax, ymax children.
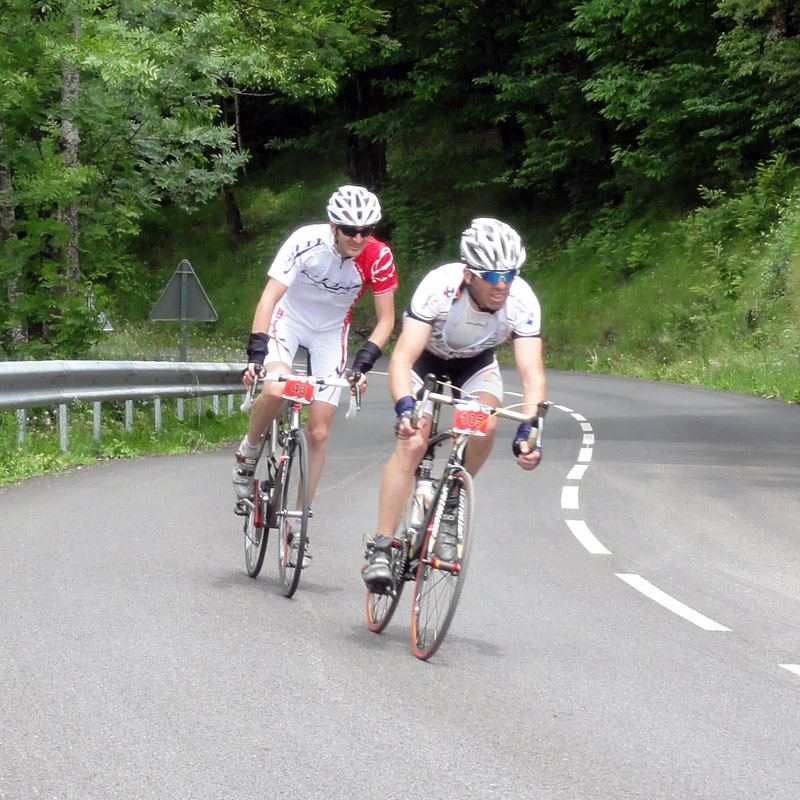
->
<box><xmin>282</xmin><ymin>377</ymin><xmax>315</xmax><ymax>404</ymax></box>
<box><xmin>453</xmin><ymin>401</ymin><xmax>489</xmax><ymax>436</ymax></box>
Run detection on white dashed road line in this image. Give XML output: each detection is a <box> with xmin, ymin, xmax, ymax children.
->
<box><xmin>616</xmin><ymin>573</ymin><xmax>730</xmax><ymax>631</ymax></box>
<box><xmin>565</xmin><ymin>520</ymin><xmax>611</xmax><ymax>555</ymax></box>
<box><xmin>560</xmin><ymin>485</ymin><xmax>580</xmax><ymax>510</ymax></box>
<box><xmin>510</xmin><ymin>394</ymin><xmax>794</xmax><ymax>674</ymax></box>
<box><xmin>554</xmin><ymin>403</ymin><xmax>734</xmax><ymax>634</ymax></box>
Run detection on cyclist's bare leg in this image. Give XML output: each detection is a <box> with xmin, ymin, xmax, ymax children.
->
<box><xmin>463</xmin><ymin>391</ymin><xmax>500</xmax><ymax>477</ymax></box>
<box><xmin>245</xmin><ymin>360</ymin><xmax>290</xmax><ymax>447</ymax></box>
<box><xmin>376</xmin><ymin>416</ymin><xmax>431</xmax><ymax>537</ymax></box>
<box><xmin>304</xmin><ymin>399</ymin><xmax>338</xmax><ymax>503</ymax></box>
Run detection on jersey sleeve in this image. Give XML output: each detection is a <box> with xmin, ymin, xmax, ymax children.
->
<box><xmin>266</xmin><ymin>226</ymin><xmax>323</xmax><ymax>287</ymax></box>
<box><xmin>407</xmin><ymin>264</ymin><xmax>459</xmax><ymax>322</ymax></box>
<box><xmin>364</xmin><ymin>240</ymin><xmax>398</xmax><ymax>296</ymax></box>
<box><xmin>508</xmin><ymin>279</ymin><xmax>543</xmax><ymax>338</ymax></box>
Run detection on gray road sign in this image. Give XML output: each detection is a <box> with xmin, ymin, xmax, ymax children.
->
<box><xmin>150</xmin><ymin>259</ymin><xmax>218</xmax><ymax>322</ymax></box>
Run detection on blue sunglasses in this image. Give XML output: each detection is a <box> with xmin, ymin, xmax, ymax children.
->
<box><xmin>470</xmin><ymin>268</ymin><xmax>517</xmax><ymax>284</ymax></box>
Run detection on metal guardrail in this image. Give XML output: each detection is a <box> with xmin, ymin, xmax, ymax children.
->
<box><xmin>0</xmin><ymin>360</ymin><xmax>246</xmax><ymax>451</ymax></box>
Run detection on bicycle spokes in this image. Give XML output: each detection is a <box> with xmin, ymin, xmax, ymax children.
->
<box><xmin>411</xmin><ymin>471</ymin><xmax>474</xmax><ymax>660</ymax></box>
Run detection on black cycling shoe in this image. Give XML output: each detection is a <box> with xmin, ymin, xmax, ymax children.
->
<box><xmin>362</xmin><ymin>537</ymin><xmax>393</xmax><ymax>592</ymax></box>
<box><xmin>433</xmin><ymin>496</ymin><xmax>459</xmax><ymax>561</ymax></box>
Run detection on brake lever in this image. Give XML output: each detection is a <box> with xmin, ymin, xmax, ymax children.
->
<box><xmin>239</xmin><ymin>368</ymin><xmax>265</xmax><ymax>413</ymax></box>
<box><xmin>346</xmin><ymin>370</ymin><xmax>362</xmax><ymax>420</ymax></box>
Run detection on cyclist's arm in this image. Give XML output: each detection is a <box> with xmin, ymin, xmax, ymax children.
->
<box><xmin>512</xmin><ymin>335</ymin><xmax>546</xmax><ymax>469</ymax></box>
<box><xmin>243</xmin><ymin>279</ymin><xmax>289</xmax><ymax>385</ymax></box>
<box><xmin>388</xmin><ymin>316</ymin><xmax>432</xmax><ymax>438</ymax></box>
<box><xmin>367</xmin><ymin>290</ymin><xmax>396</xmax><ymax>351</ymax></box>
<box><xmin>251</xmin><ymin>278</ymin><xmax>288</xmax><ymax>335</ymax></box>
<box><xmin>388</xmin><ymin>316</ymin><xmax>431</xmax><ymax>402</ymax></box>
<box><xmin>349</xmin><ymin>290</ymin><xmax>396</xmax><ymax>392</ymax></box>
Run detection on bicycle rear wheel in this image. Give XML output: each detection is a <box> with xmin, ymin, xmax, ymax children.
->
<box><xmin>411</xmin><ymin>469</ymin><xmax>475</xmax><ymax>660</ymax></box>
<box><xmin>366</xmin><ymin>496</ymin><xmax>413</xmax><ymax>633</ymax></box>
<box><xmin>277</xmin><ymin>429</ymin><xmax>310</xmax><ymax>598</ymax></box>
<box><xmin>243</xmin><ymin>442</ymin><xmax>271</xmax><ymax>578</ymax></box>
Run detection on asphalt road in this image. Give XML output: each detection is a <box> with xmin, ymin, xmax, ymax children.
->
<box><xmin>2</xmin><ymin>369</ymin><xmax>799</xmax><ymax>799</ymax></box>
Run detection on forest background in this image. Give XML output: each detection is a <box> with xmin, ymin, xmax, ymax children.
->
<box><xmin>2</xmin><ymin>0</ymin><xmax>799</xmax><ymax>421</ymax></box>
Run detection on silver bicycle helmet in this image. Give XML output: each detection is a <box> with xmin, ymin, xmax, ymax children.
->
<box><xmin>327</xmin><ymin>185</ymin><xmax>382</xmax><ymax>226</ymax></box>
<box><xmin>460</xmin><ymin>218</ymin><xmax>526</xmax><ymax>272</ymax></box>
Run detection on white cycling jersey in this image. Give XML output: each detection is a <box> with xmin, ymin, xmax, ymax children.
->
<box><xmin>264</xmin><ymin>223</ymin><xmax>397</xmax><ymax>406</ymax></box>
<box><xmin>268</xmin><ymin>223</ymin><xmax>397</xmax><ymax>332</ymax></box>
<box><xmin>407</xmin><ymin>262</ymin><xmax>541</xmax><ymax>359</ymax></box>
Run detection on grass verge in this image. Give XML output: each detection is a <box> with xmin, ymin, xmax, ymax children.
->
<box><xmin>1</xmin><ymin>398</ymin><xmax>246</xmax><ymax>487</ymax></box>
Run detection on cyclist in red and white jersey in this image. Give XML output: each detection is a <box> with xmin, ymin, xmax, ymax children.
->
<box><xmin>234</xmin><ymin>186</ymin><xmax>398</xmax><ymax>566</ymax></box>
<box><xmin>362</xmin><ymin>218</ymin><xmax>545</xmax><ymax>591</ymax></box>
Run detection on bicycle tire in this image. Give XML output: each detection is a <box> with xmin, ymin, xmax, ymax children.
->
<box><xmin>411</xmin><ymin>468</ymin><xmax>475</xmax><ymax>660</ymax></box>
<box><xmin>277</xmin><ymin>428</ymin><xmax>310</xmax><ymax>598</ymax></box>
<box><xmin>366</xmin><ymin>496</ymin><xmax>413</xmax><ymax>633</ymax></box>
<box><xmin>243</xmin><ymin>439</ymin><xmax>271</xmax><ymax>578</ymax></box>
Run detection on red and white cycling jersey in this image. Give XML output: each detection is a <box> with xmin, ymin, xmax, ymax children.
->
<box><xmin>408</xmin><ymin>262</ymin><xmax>541</xmax><ymax>359</ymax></box>
<box><xmin>268</xmin><ymin>223</ymin><xmax>397</xmax><ymax>332</ymax></box>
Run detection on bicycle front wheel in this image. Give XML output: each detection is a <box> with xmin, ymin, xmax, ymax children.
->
<box><xmin>366</xmin><ymin>496</ymin><xmax>413</xmax><ymax>633</ymax></box>
<box><xmin>243</xmin><ymin>443</ymin><xmax>271</xmax><ymax>579</ymax></box>
<box><xmin>277</xmin><ymin>429</ymin><xmax>310</xmax><ymax>598</ymax></box>
<box><xmin>411</xmin><ymin>469</ymin><xmax>475</xmax><ymax>660</ymax></box>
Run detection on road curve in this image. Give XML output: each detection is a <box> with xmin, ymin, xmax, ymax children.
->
<box><xmin>2</xmin><ymin>369</ymin><xmax>799</xmax><ymax>799</ymax></box>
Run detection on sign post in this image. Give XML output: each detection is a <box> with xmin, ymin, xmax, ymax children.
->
<box><xmin>149</xmin><ymin>259</ymin><xmax>218</xmax><ymax>360</ymax></box>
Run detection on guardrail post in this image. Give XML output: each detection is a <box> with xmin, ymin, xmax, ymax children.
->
<box><xmin>93</xmin><ymin>402</ymin><xmax>102</xmax><ymax>442</ymax></box>
<box><xmin>196</xmin><ymin>396</ymin><xmax>202</xmax><ymax>419</ymax></box>
<box><xmin>212</xmin><ymin>395</ymin><xmax>219</xmax><ymax>415</ymax></box>
<box><xmin>16</xmin><ymin>409</ymin><xmax>26</xmax><ymax>446</ymax></box>
<box><xmin>177</xmin><ymin>398</ymin><xmax>184</xmax><ymax>421</ymax></box>
<box><xmin>125</xmin><ymin>400</ymin><xmax>133</xmax><ymax>432</ymax></box>
<box><xmin>154</xmin><ymin>398</ymin><xmax>162</xmax><ymax>432</ymax></box>
<box><xmin>227</xmin><ymin>395</ymin><xmax>234</xmax><ymax>416</ymax></box>
<box><xmin>58</xmin><ymin>403</ymin><xmax>68</xmax><ymax>451</ymax></box>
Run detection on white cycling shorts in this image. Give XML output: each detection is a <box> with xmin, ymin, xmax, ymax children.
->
<box><xmin>265</xmin><ymin>308</ymin><xmax>349</xmax><ymax>406</ymax></box>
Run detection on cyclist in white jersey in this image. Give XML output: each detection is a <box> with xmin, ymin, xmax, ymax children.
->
<box><xmin>234</xmin><ymin>185</ymin><xmax>398</xmax><ymax>567</ymax></box>
<box><xmin>362</xmin><ymin>218</ymin><xmax>545</xmax><ymax>590</ymax></box>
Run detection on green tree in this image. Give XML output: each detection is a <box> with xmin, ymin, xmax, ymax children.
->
<box><xmin>0</xmin><ymin>0</ymin><xmax>376</xmax><ymax>357</ymax></box>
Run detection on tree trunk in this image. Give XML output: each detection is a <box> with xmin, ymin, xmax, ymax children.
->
<box><xmin>58</xmin><ymin>17</ymin><xmax>82</xmax><ymax>286</ymax></box>
<box><xmin>0</xmin><ymin>135</ymin><xmax>27</xmax><ymax>346</ymax></box>
<box><xmin>223</xmin><ymin>185</ymin><xmax>246</xmax><ymax>245</ymax></box>
<box><xmin>344</xmin><ymin>74</ymin><xmax>387</xmax><ymax>187</ymax></box>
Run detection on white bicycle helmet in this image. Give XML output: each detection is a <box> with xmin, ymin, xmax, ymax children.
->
<box><xmin>460</xmin><ymin>217</ymin><xmax>526</xmax><ymax>272</ymax></box>
<box><xmin>327</xmin><ymin>185</ymin><xmax>382</xmax><ymax>226</ymax></box>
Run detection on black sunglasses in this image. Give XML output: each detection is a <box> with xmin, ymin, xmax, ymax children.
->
<box><xmin>337</xmin><ymin>224</ymin><xmax>374</xmax><ymax>239</ymax></box>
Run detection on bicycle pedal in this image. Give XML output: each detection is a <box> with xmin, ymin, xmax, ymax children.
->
<box><xmin>234</xmin><ymin>500</ymin><xmax>252</xmax><ymax>517</ymax></box>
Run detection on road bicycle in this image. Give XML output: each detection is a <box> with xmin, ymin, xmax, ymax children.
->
<box><xmin>364</xmin><ymin>374</ymin><xmax>548</xmax><ymax>659</ymax></box>
<box><xmin>238</xmin><ymin>369</ymin><xmax>360</xmax><ymax>598</ymax></box>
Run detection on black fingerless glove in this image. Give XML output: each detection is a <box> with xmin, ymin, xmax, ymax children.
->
<box><xmin>350</xmin><ymin>341</ymin><xmax>381</xmax><ymax>375</ymax></box>
<box><xmin>246</xmin><ymin>332</ymin><xmax>269</xmax><ymax>366</ymax></box>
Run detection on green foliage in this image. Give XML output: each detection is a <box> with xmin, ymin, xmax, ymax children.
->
<box><xmin>536</xmin><ymin>168</ymin><xmax>800</xmax><ymax>404</ymax></box>
<box><xmin>0</xmin><ymin>0</ymin><xmax>378</xmax><ymax>358</ymax></box>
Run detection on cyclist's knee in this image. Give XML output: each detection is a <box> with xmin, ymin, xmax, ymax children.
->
<box><xmin>305</xmin><ymin>420</ymin><xmax>331</xmax><ymax>451</ymax></box>
<box><xmin>395</xmin><ymin>435</ymin><xmax>426</xmax><ymax>470</ymax></box>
